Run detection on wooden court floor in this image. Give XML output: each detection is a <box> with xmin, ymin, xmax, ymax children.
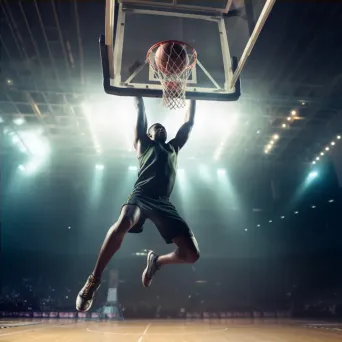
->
<box><xmin>0</xmin><ymin>319</ymin><xmax>341</xmax><ymax>341</ymax></box>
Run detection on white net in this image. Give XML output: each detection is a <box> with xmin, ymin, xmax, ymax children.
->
<box><xmin>147</xmin><ymin>41</ymin><xmax>197</xmax><ymax>110</ymax></box>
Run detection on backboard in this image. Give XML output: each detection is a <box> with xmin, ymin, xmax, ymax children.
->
<box><xmin>100</xmin><ymin>0</ymin><xmax>276</xmax><ymax>102</ymax></box>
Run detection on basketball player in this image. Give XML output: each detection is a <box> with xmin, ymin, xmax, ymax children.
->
<box><xmin>76</xmin><ymin>97</ymin><xmax>200</xmax><ymax>312</ymax></box>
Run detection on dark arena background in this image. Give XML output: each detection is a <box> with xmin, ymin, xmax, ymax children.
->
<box><xmin>1</xmin><ymin>0</ymin><xmax>342</xmax><ymax>341</ymax></box>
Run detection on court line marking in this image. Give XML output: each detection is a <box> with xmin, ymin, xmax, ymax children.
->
<box><xmin>137</xmin><ymin>322</ymin><xmax>151</xmax><ymax>342</ymax></box>
<box><xmin>86</xmin><ymin>326</ymin><xmax>228</xmax><ymax>335</ymax></box>
<box><xmin>0</xmin><ymin>323</ymin><xmax>78</xmax><ymax>338</ymax></box>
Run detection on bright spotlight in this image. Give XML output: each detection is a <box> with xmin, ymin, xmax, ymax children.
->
<box><xmin>287</xmin><ymin>117</ymin><xmax>291</xmax><ymax>121</ymax></box>
<box><xmin>244</xmin><ymin>229</ymin><xmax>248</xmax><ymax>232</ymax></box>
<box><xmin>312</xmin><ymin>161</ymin><xmax>316</xmax><ymax>165</ymax></box>
<box><xmin>12</xmin><ymin>136</ymin><xmax>20</xmax><ymax>144</ymax></box>
<box><xmin>13</xmin><ymin>117</ymin><xmax>25</xmax><ymax>126</ymax></box>
<box><xmin>19</xmin><ymin>146</ymin><xmax>27</xmax><ymax>153</ymax></box>
<box><xmin>270</xmin><ymin>140</ymin><xmax>274</xmax><ymax>145</ymax></box>
<box><xmin>269</xmin><ymin>220</ymin><xmax>272</xmax><ymax>223</ymax></box>
<box><xmin>217</xmin><ymin>168</ymin><xmax>226</xmax><ymax>175</ymax></box>
<box><xmin>312</xmin><ymin>205</ymin><xmax>316</xmax><ymax>209</ymax></box>
<box><xmin>257</xmin><ymin>224</ymin><xmax>260</xmax><ymax>227</ymax></box>
<box><xmin>273</xmin><ymin>134</ymin><xmax>279</xmax><ymax>140</ymax></box>
<box><xmin>325</xmin><ymin>147</ymin><xmax>330</xmax><ymax>151</ymax></box>
<box><xmin>331</xmin><ymin>141</ymin><xmax>335</xmax><ymax>146</ymax></box>
<box><xmin>291</xmin><ymin>110</ymin><xmax>296</xmax><ymax>116</ymax></box>
<box><xmin>95</xmin><ymin>164</ymin><xmax>104</xmax><ymax>170</ymax></box>
<box><xmin>282</xmin><ymin>124</ymin><xmax>287</xmax><ymax>128</ymax></box>
<box><xmin>316</xmin><ymin>157</ymin><xmax>319</xmax><ymax>161</ymax></box>
<box><xmin>128</xmin><ymin>166</ymin><xmax>137</xmax><ymax>171</ymax></box>
<box><xmin>18</xmin><ymin>165</ymin><xmax>26</xmax><ymax>171</ymax></box>
<box><xmin>281</xmin><ymin>216</ymin><xmax>285</xmax><ymax>219</ymax></box>
<box><xmin>329</xmin><ymin>199</ymin><xmax>334</xmax><ymax>203</ymax></box>
<box><xmin>308</xmin><ymin>171</ymin><xmax>318</xmax><ymax>179</ymax></box>
<box><xmin>294</xmin><ymin>211</ymin><xmax>299</xmax><ymax>214</ymax></box>
<box><xmin>25</xmin><ymin>160</ymin><xmax>40</xmax><ymax>173</ymax></box>
<box><xmin>19</xmin><ymin>131</ymin><xmax>50</xmax><ymax>157</ymax></box>
<box><xmin>320</xmin><ymin>152</ymin><xmax>324</xmax><ymax>156</ymax></box>
<box><xmin>337</xmin><ymin>135</ymin><xmax>341</xmax><ymax>140</ymax></box>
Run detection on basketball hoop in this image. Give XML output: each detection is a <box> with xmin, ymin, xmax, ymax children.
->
<box><xmin>146</xmin><ymin>40</ymin><xmax>197</xmax><ymax>109</ymax></box>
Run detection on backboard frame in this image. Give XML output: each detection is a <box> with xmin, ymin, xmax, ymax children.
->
<box><xmin>100</xmin><ymin>0</ymin><xmax>241</xmax><ymax>101</ymax></box>
<box><xmin>120</xmin><ymin>0</ymin><xmax>234</xmax><ymax>15</ymax></box>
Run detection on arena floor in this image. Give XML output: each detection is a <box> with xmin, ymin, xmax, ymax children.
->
<box><xmin>0</xmin><ymin>319</ymin><xmax>341</xmax><ymax>341</ymax></box>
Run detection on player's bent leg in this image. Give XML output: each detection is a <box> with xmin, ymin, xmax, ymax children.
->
<box><xmin>142</xmin><ymin>235</ymin><xmax>200</xmax><ymax>288</ymax></box>
<box><xmin>160</xmin><ymin>235</ymin><xmax>200</xmax><ymax>265</ymax></box>
<box><xmin>76</xmin><ymin>205</ymin><xmax>141</xmax><ymax>312</ymax></box>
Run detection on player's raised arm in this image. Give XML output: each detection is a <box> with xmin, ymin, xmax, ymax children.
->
<box><xmin>133</xmin><ymin>97</ymin><xmax>149</xmax><ymax>150</ymax></box>
<box><xmin>170</xmin><ymin>100</ymin><xmax>196</xmax><ymax>151</ymax></box>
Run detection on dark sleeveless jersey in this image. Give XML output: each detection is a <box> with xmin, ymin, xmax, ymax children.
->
<box><xmin>134</xmin><ymin>141</ymin><xmax>178</xmax><ymax>198</ymax></box>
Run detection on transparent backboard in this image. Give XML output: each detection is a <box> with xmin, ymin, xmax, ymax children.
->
<box><xmin>100</xmin><ymin>0</ymin><xmax>276</xmax><ymax>101</ymax></box>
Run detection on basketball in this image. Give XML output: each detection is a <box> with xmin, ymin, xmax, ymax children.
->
<box><xmin>155</xmin><ymin>42</ymin><xmax>188</xmax><ymax>74</ymax></box>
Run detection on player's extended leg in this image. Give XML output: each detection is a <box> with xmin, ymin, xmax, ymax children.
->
<box><xmin>142</xmin><ymin>235</ymin><xmax>199</xmax><ymax>287</ymax></box>
<box><xmin>76</xmin><ymin>204</ymin><xmax>141</xmax><ymax>312</ymax></box>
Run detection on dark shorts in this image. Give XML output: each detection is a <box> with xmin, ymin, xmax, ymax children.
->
<box><xmin>123</xmin><ymin>190</ymin><xmax>194</xmax><ymax>244</ymax></box>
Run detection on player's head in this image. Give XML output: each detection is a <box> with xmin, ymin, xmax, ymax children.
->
<box><xmin>148</xmin><ymin>123</ymin><xmax>167</xmax><ymax>142</ymax></box>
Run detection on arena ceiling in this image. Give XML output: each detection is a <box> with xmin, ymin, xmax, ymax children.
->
<box><xmin>1</xmin><ymin>0</ymin><xmax>342</xmax><ymax>170</ymax></box>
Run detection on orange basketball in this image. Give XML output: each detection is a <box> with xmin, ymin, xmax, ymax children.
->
<box><xmin>155</xmin><ymin>42</ymin><xmax>188</xmax><ymax>74</ymax></box>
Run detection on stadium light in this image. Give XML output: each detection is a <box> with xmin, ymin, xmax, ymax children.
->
<box><xmin>308</xmin><ymin>171</ymin><xmax>318</xmax><ymax>179</ymax></box>
<box><xmin>217</xmin><ymin>168</ymin><xmax>226</xmax><ymax>175</ymax></box>
<box><xmin>95</xmin><ymin>164</ymin><xmax>104</xmax><ymax>170</ymax></box>
<box><xmin>13</xmin><ymin>117</ymin><xmax>25</xmax><ymax>126</ymax></box>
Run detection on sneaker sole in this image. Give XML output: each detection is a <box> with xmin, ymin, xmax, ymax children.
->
<box><xmin>142</xmin><ymin>251</ymin><xmax>154</xmax><ymax>287</ymax></box>
<box><xmin>76</xmin><ymin>298</ymin><xmax>92</xmax><ymax>312</ymax></box>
